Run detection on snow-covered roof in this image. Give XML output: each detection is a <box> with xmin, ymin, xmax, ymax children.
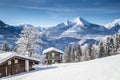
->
<box><xmin>0</xmin><ymin>52</ymin><xmax>40</xmax><ymax>64</ymax></box>
<box><xmin>43</xmin><ymin>47</ymin><xmax>64</xmax><ymax>54</ymax></box>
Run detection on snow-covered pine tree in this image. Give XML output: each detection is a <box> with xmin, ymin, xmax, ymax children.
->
<box><xmin>70</xmin><ymin>44</ymin><xmax>75</xmax><ymax>62</ymax></box>
<box><xmin>92</xmin><ymin>44</ymin><xmax>98</xmax><ymax>59</ymax></box>
<box><xmin>75</xmin><ymin>45</ymin><xmax>82</xmax><ymax>62</ymax></box>
<box><xmin>81</xmin><ymin>44</ymin><xmax>90</xmax><ymax>61</ymax></box>
<box><xmin>13</xmin><ymin>46</ymin><xmax>17</xmax><ymax>52</ymax></box>
<box><xmin>16</xmin><ymin>26</ymin><xmax>42</xmax><ymax>57</ymax></box>
<box><xmin>109</xmin><ymin>37</ymin><xmax>115</xmax><ymax>54</ymax></box>
<box><xmin>63</xmin><ymin>46</ymin><xmax>71</xmax><ymax>63</ymax></box>
<box><xmin>114</xmin><ymin>33</ymin><xmax>119</xmax><ymax>51</ymax></box>
<box><xmin>63</xmin><ymin>47</ymin><xmax>69</xmax><ymax>63</ymax></box>
<box><xmin>84</xmin><ymin>44</ymin><xmax>95</xmax><ymax>60</ymax></box>
<box><xmin>113</xmin><ymin>30</ymin><xmax>120</xmax><ymax>53</ymax></box>
<box><xmin>98</xmin><ymin>42</ymin><xmax>105</xmax><ymax>58</ymax></box>
<box><xmin>63</xmin><ymin>44</ymin><xmax>76</xmax><ymax>63</ymax></box>
<box><xmin>81</xmin><ymin>44</ymin><xmax>88</xmax><ymax>61</ymax></box>
<box><xmin>1</xmin><ymin>41</ymin><xmax>10</xmax><ymax>51</ymax></box>
<box><xmin>105</xmin><ymin>37</ymin><xmax>115</xmax><ymax>56</ymax></box>
<box><xmin>88</xmin><ymin>44</ymin><xmax>93</xmax><ymax>60</ymax></box>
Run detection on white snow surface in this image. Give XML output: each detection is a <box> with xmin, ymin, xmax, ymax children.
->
<box><xmin>3</xmin><ymin>54</ymin><xmax>120</xmax><ymax>80</ymax></box>
<box><xmin>43</xmin><ymin>47</ymin><xmax>64</xmax><ymax>54</ymax></box>
<box><xmin>0</xmin><ymin>52</ymin><xmax>40</xmax><ymax>64</ymax></box>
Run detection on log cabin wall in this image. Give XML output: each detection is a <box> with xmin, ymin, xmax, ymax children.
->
<box><xmin>0</xmin><ymin>57</ymin><xmax>37</xmax><ymax>78</ymax></box>
<box><xmin>0</xmin><ymin>58</ymin><xmax>25</xmax><ymax>77</ymax></box>
<box><xmin>0</xmin><ymin>65</ymin><xmax>6</xmax><ymax>77</ymax></box>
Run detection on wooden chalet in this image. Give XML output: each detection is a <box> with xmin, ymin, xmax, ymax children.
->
<box><xmin>43</xmin><ymin>47</ymin><xmax>64</xmax><ymax>65</ymax></box>
<box><xmin>0</xmin><ymin>52</ymin><xmax>40</xmax><ymax>78</ymax></box>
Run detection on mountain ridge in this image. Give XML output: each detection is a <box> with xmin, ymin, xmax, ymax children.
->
<box><xmin>0</xmin><ymin>17</ymin><xmax>120</xmax><ymax>53</ymax></box>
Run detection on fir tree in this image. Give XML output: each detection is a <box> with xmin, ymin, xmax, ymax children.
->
<box><xmin>114</xmin><ymin>31</ymin><xmax>120</xmax><ymax>53</ymax></box>
<box><xmin>98</xmin><ymin>42</ymin><xmax>105</xmax><ymax>58</ymax></box>
<box><xmin>105</xmin><ymin>37</ymin><xmax>111</xmax><ymax>56</ymax></box>
<box><xmin>1</xmin><ymin>41</ymin><xmax>10</xmax><ymax>51</ymax></box>
<box><xmin>63</xmin><ymin>46</ymin><xmax>72</xmax><ymax>62</ymax></box>
<box><xmin>75</xmin><ymin>45</ymin><xmax>82</xmax><ymax>62</ymax></box>
<box><xmin>70</xmin><ymin>44</ymin><xmax>75</xmax><ymax>62</ymax></box>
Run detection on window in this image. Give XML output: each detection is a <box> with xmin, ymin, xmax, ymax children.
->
<box><xmin>51</xmin><ymin>53</ymin><xmax>55</xmax><ymax>58</ymax></box>
<box><xmin>8</xmin><ymin>61</ymin><xmax>11</xmax><ymax>65</ymax></box>
<box><xmin>15</xmin><ymin>59</ymin><xmax>18</xmax><ymax>64</ymax></box>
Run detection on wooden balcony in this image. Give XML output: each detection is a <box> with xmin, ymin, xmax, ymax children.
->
<box><xmin>48</xmin><ymin>56</ymin><xmax>61</xmax><ymax>60</ymax></box>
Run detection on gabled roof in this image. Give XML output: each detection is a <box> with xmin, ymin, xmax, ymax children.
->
<box><xmin>0</xmin><ymin>52</ymin><xmax>40</xmax><ymax>64</ymax></box>
<box><xmin>43</xmin><ymin>47</ymin><xmax>64</xmax><ymax>54</ymax></box>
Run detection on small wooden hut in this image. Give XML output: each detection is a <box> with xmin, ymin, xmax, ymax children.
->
<box><xmin>43</xmin><ymin>47</ymin><xmax>64</xmax><ymax>65</ymax></box>
<box><xmin>0</xmin><ymin>52</ymin><xmax>40</xmax><ymax>78</ymax></box>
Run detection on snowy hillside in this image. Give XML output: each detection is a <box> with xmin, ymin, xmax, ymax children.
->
<box><xmin>3</xmin><ymin>54</ymin><xmax>120</xmax><ymax>80</ymax></box>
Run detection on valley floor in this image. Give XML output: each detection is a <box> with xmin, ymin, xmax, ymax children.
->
<box><xmin>1</xmin><ymin>54</ymin><xmax>120</xmax><ymax>80</ymax></box>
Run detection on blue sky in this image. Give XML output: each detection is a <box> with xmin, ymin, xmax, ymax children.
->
<box><xmin>0</xmin><ymin>0</ymin><xmax>120</xmax><ymax>27</ymax></box>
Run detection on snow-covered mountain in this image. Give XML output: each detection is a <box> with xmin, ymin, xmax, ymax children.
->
<box><xmin>0</xmin><ymin>17</ymin><xmax>120</xmax><ymax>53</ymax></box>
<box><xmin>17</xmin><ymin>24</ymin><xmax>46</xmax><ymax>32</ymax></box>
<box><xmin>105</xmin><ymin>18</ymin><xmax>120</xmax><ymax>34</ymax></box>
<box><xmin>0</xmin><ymin>20</ymin><xmax>6</xmax><ymax>27</ymax></box>
<box><xmin>105</xmin><ymin>18</ymin><xmax>120</xmax><ymax>29</ymax></box>
<box><xmin>45</xmin><ymin>17</ymin><xmax>109</xmax><ymax>39</ymax></box>
<box><xmin>79</xmin><ymin>38</ymin><xmax>99</xmax><ymax>45</ymax></box>
<box><xmin>61</xmin><ymin>17</ymin><xmax>109</xmax><ymax>38</ymax></box>
<box><xmin>44</xmin><ymin>20</ymin><xmax>73</xmax><ymax>39</ymax></box>
<box><xmin>0</xmin><ymin>20</ymin><xmax>23</xmax><ymax>49</ymax></box>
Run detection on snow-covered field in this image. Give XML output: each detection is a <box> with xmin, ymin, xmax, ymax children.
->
<box><xmin>2</xmin><ymin>54</ymin><xmax>120</xmax><ymax>80</ymax></box>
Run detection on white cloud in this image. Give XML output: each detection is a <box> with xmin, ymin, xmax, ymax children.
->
<box><xmin>19</xmin><ymin>5</ymin><xmax>120</xmax><ymax>14</ymax></box>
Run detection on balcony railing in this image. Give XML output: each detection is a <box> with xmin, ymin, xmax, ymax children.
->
<box><xmin>48</xmin><ymin>56</ymin><xmax>61</xmax><ymax>60</ymax></box>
